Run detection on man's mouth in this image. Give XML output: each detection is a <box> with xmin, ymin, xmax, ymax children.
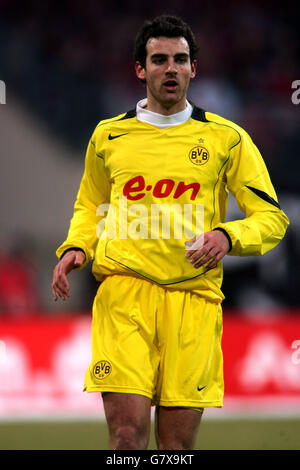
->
<box><xmin>163</xmin><ymin>80</ymin><xmax>178</xmax><ymax>92</ymax></box>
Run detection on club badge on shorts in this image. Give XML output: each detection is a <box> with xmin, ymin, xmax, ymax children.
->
<box><xmin>93</xmin><ymin>360</ymin><xmax>112</xmax><ymax>380</ymax></box>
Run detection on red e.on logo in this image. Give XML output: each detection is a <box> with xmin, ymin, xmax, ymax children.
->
<box><xmin>123</xmin><ymin>176</ymin><xmax>200</xmax><ymax>201</ymax></box>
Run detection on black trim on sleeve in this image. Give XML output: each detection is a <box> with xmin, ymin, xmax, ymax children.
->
<box><xmin>60</xmin><ymin>247</ymin><xmax>86</xmax><ymax>260</ymax></box>
<box><xmin>246</xmin><ymin>185</ymin><xmax>281</xmax><ymax>209</ymax></box>
<box><xmin>213</xmin><ymin>228</ymin><xmax>232</xmax><ymax>252</ymax></box>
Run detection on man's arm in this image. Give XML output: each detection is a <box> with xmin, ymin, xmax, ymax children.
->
<box><xmin>56</xmin><ymin>138</ymin><xmax>110</xmax><ymax>266</ymax></box>
<box><xmin>214</xmin><ymin>127</ymin><xmax>289</xmax><ymax>257</ymax></box>
<box><xmin>52</xmin><ymin>134</ymin><xmax>110</xmax><ymax>301</ymax></box>
<box><xmin>185</xmin><ymin>126</ymin><xmax>289</xmax><ymax>269</ymax></box>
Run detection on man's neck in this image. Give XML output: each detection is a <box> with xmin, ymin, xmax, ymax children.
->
<box><xmin>136</xmin><ymin>98</ymin><xmax>193</xmax><ymax>129</ymax></box>
<box><xmin>145</xmin><ymin>96</ymin><xmax>187</xmax><ymax>116</ymax></box>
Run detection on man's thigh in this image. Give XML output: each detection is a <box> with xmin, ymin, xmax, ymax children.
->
<box><xmin>102</xmin><ymin>392</ymin><xmax>152</xmax><ymax>442</ymax></box>
<box><xmin>155</xmin><ymin>406</ymin><xmax>203</xmax><ymax>450</ymax></box>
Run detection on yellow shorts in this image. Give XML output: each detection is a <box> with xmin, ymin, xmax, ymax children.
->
<box><xmin>84</xmin><ymin>275</ymin><xmax>224</xmax><ymax>409</ymax></box>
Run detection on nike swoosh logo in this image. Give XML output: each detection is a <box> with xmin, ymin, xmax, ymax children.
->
<box><xmin>108</xmin><ymin>133</ymin><xmax>128</xmax><ymax>140</ymax></box>
<box><xmin>197</xmin><ymin>386</ymin><xmax>206</xmax><ymax>392</ymax></box>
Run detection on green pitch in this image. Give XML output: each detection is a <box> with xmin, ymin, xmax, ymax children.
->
<box><xmin>0</xmin><ymin>418</ymin><xmax>300</xmax><ymax>450</ymax></box>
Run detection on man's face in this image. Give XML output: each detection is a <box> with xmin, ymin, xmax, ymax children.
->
<box><xmin>135</xmin><ymin>36</ymin><xmax>196</xmax><ymax>115</ymax></box>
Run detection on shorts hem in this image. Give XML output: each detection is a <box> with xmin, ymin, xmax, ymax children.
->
<box><xmin>154</xmin><ymin>399</ymin><xmax>223</xmax><ymax>408</ymax></box>
<box><xmin>84</xmin><ymin>385</ymin><xmax>223</xmax><ymax>408</ymax></box>
<box><xmin>83</xmin><ymin>384</ymin><xmax>153</xmax><ymax>400</ymax></box>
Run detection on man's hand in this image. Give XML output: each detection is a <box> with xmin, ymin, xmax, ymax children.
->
<box><xmin>185</xmin><ymin>230</ymin><xmax>230</xmax><ymax>271</ymax></box>
<box><xmin>51</xmin><ymin>250</ymin><xmax>85</xmax><ymax>301</ymax></box>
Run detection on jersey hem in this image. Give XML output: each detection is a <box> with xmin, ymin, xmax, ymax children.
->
<box><xmin>104</xmin><ymin>242</ymin><xmax>209</xmax><ymax>286</ymax></box>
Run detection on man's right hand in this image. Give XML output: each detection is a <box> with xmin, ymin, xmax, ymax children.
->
<box><xmin>51</xmin><ymin>250</ymin><xmax>85</xmax><ymax>301</ymax></box>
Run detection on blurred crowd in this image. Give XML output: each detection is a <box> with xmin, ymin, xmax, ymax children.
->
<box><xmin>0</xmin><ymin>237</ymin><xmax>41</xmax><ymax>315</ymax></box>
<box><xmin>0</xmin><ymin>0</ymin><xmax>299</xmax><ymax>314</ymax></box>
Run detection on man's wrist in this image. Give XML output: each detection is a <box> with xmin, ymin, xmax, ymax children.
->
<box><xmin>213</xmin><ymin>228</ymin><xmax>232</xmax><ymax>252</ymax></box>
<box><xmin>60</xmin><ymin>247</ymin><xmax>86</xmax><ymax>261</ymax></box>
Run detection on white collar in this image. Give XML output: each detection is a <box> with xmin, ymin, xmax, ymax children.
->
<box><xmin>136</xmin><ymin>98</ymin><xmax>193</xmax><ymax>128</ymax></box>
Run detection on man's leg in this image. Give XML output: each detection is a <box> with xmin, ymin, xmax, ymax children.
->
<box><xmin>102</xmin><ymin>392</ymin><xmax>152</xmax><ymax>450</ymax></box>
<box><xmin>154</xmin><ymin>406</ymin><xmax>203</xmax><ymax>450</ymax></box>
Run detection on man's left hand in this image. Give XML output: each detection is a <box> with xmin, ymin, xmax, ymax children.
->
<box><xmin>185</xmin><ymin>230</ymin><xmax>230</xmax><ymax>271</ymax></box>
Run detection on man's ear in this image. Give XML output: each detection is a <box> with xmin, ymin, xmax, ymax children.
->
<box><xmin>135</xmin><ymin>62</ymin><xmax>146</xmax><ymax>82</ymax></box>
<box><xmin>190</xmin><ymin>60</ymin><xmax>197</xmax><ymax>79</ymax></box>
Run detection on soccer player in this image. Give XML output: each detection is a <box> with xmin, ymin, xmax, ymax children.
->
<box><xmin>51</xmin><ymin>16</ymin><xmax>289</xmax><ymax>450</ymax></box>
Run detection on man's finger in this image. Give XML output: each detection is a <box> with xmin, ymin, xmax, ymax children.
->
<box><xmin>53</xmin><ymin>281</ymin><xmax>68</xmax><ymax>301</ymax></box>
<box><xmin>52</xmin><ymin>265</ymin><xmax>70</xmax><ymax>299</ymax></box>
<box><xmin>51</xmin><ymin>283</ymin><xmax>58</xmax><ymax>301</ymax></box>
<box><xmin>204</xmin><ymin>262</ymin><xmax>217</xmax><ymax>272</ymax></box>
<box><xmin>52</xmin><ymin>283</ymin><xmax>64</xmax><ymax>301</ymax></box>
<box><xmin>188</xmin><ymin>243</ymin><xmax>214</xmax><ymax>264</ymax></box>
<box><xmin>204</xmin><ymin>252</ymin><xmax>225</xmax><ymax>271</ymax></box>
<box><xmin>193</xmin><ymin>247</ymin><xmax>219</xmax><ymax>267</ymax></box>
<box><xmin>56</xmin><ymin>267</ymin><xmax>70</xmax><ymax>292</ymax></box>
<box><xmin>185</xmin><ymin>235</ymin><xmax>205</xmax><ymax>258</ymax></box>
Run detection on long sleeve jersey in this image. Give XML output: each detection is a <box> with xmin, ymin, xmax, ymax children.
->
<box><xmin>56</xmin><ymin>104</ymin><xmax>289</xmax><ymax>303</ymax></box>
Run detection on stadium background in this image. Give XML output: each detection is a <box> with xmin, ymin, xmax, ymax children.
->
<box><xmin>0</xmin><ymin>0</ymin><xmax>300</xmax><ymax>449</ymax></box>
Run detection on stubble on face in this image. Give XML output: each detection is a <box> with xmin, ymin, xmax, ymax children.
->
<box><xmin>138</xmin><ymin>36</ymin><xmax>196</xmax><ymax>115</ymax></box>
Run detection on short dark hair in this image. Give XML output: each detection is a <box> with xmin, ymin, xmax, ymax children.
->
<box><xmin>134</xmin><ymin>15</ymin><xmax>198</xmax><ymax>68</ymax></box>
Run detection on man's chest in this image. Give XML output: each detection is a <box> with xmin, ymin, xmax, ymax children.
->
<box><xmin>103</xmin><ymin>127</ymin><xmax>230</xmax><ymax>201</ymax></box>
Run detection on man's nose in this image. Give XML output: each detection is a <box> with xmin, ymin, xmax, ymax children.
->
<box><xmin>165</xmin><ymin>59</ymin><xmax>177</xmax><ymax>74</ymax></box>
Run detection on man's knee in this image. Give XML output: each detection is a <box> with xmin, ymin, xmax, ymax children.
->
<box><xmin>156</xmin><ymin>433</ymin><xmax>194</xmax><ymax>450</ymax></box>
<box><xmin>112</xmin><ymin>424</ymin><xmax>148</xmax><ymax>450</ymax></box>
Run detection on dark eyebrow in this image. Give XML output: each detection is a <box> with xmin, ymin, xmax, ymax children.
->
<box><xmin>150</xmin><ymin>52</ymin><xmax>189</xmax><ymax>60</ymax></box>
<box><xmin>150</xmin><ymin>53</ymin><xmax>167</xmax><ymax>60</ymax></box>
<box><xmin>174</xmin><ymin>53</ymin><xmax>189</xmax><ymax>58</ymax></box>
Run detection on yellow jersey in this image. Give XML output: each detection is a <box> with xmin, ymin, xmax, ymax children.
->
<box><xmin>56</xmin><ymin>105</ymin><xmax>289</xmax><ymax>303</ymax></box>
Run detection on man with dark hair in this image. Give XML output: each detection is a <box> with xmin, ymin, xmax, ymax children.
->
<box><xmin>52</xmin><ymin>15</ymin><xmax>289</xmax><ymax>449</ymax></box>
<box><xmin>134</xmin><ymin>15</ymin><xmax>199</xmax><ymax>69</ymax></box>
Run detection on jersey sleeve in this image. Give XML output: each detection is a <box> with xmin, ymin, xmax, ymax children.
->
<box><xmin>56</xmin><ymin>131</ymin><xmax>111</xmax><ymax>268</ymax></box>
<box><xmin>214</xmin><ymin>128</ymin><xmax>289</xmax><ymax>256</ymax></box>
